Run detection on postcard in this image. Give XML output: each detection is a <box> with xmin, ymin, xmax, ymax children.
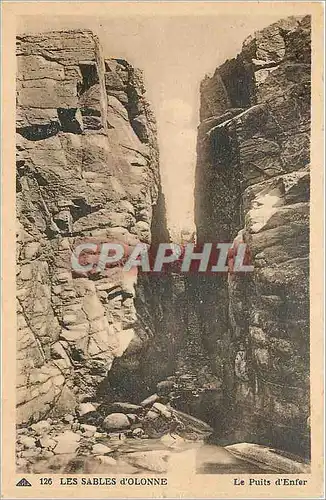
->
<box><xmin>1</xmin><ymin>1</ymin><xmax>324</xmax><ymax>498</ymax></box>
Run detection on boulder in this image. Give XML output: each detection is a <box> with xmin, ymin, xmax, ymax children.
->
<box><xmin>168</xmin><ymin>407</ymin><xmax>213</xmax><ymax>438</ymax></box>
<box><xmin>225</xmin><ymin>443</ymin><xmax>310</xmax><ymax>473</ymax></box>
<box><xmin>152</xmin><ymin>402</ymin><xmax>172</xmax><ymax>419</ymax></box>
<box><xmin>53</xmin><ymin>431</ymin><xmax>81</xmax><ymax>455</ymax></box>
<box><xmin>102</xmin><ymin>413</ymin><xmax>130</xmax><ymax>431</ymax></box>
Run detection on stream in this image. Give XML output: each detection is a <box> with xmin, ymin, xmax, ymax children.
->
<box><xmin>20</xmin><ymin>436</ymin><xmax>274</xmax><ymax>475</ymax></box>
<box><xmin>17</xmin><ymin>401</ymin><xmax>309</xmax><ymax>475</ymax></box>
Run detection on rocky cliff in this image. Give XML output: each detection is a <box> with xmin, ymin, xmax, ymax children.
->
<box><xmin>16</xmin><ymin>18</ymin><xmax>311</xmax><ymax>460</ymax></box>
<box><xmin>16</xmin><ymin>30</ymin><xmax>164</xmax><ymax>424</ymax></box>
<box><xmin>195</xmin><ymin>15</ymin><xmax>311</xmax><ymax>456</ymax></box>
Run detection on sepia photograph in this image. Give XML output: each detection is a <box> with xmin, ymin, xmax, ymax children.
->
<box><xmin>1</xmin><ymin>1</ymin><xmax>324</xmax><ymax>498</ymax></box>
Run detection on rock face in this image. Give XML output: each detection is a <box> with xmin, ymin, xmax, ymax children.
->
<box><xmin>194</xmin><ymin>16</ymin><xmax>311</xmax><ymax>456</ymax></box>
<box><xmin>16</xmin><ymin>19</ymin><xmax>311</xmax><ymax>460</ymax></box>
<box><xmin>16</xmin><ymin>30</ymin><xmax>163</xmax><ymax>423</ymax></box>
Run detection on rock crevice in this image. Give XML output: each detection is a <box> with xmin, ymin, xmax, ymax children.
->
<box><xmin>16</xmin><ymin>18</ymin><xmax>311</xmax><ymax>460</ymax></box>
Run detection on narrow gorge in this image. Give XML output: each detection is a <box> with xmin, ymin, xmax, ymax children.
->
<box><xmin>16</xmin><ymin>16</ymin><xmax>311</xmax><ymax>474</ymax></box>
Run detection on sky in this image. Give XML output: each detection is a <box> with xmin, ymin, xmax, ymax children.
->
<box><xmin>18</xmin><ymin>14</ymin><xmax>284</xmax><ymax>238</ymax></box>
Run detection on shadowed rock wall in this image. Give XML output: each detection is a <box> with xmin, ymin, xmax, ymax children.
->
<box><xmin>16</xmin><ymin>30</ymin><xmax>163</xmax><ymax>423</ymax></box>
<box><xmin>194</xmin><ymin>15</ymin><xmax>311</xmax><ymax>456</ymax></box>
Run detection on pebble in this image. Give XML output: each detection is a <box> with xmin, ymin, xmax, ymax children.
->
<box><xmin>92</xmin><ymin>443</ymin><xmax>113</xmax><ymax>455</ymax></box>
<box><xmin>19</xmin><ymin>436</ymin><xmax>37</xmax><ymax>449</ymax></box>
<box><xmin>63</xmin><ymin>414</ymin><xmax>74</xmax><ymax>423</ymax></box>
<box><xmin>31</xmin><ymin>420</ymin><xmax>51</xmax><ymax>435</ymax></box>
<box><xmin>80</xmin><ymin>424</ymin><xmax>97</xmax><ymax>437</ymax></box>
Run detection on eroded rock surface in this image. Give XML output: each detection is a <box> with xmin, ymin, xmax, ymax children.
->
<box><xmin>194</xmin><ymin>16</ymin><xmax>311</xmax><ymax>456</ymax></box>
<box><xmin>16</xmin><ymin>30</ymin><xmax>162</xmax><ymax>423</ymax></box>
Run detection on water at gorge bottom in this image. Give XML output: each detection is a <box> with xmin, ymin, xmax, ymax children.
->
<box><xmin>20</xmin><ymin>435</ymin><xmax>278</xmax><ymax>475</ymax></box>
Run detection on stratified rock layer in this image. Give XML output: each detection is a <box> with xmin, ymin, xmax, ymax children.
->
<box><xmin>195</xmin><ymin>16</ymin><xmax>310</xmax><ymax>456</ymax></box>
<box><xmin>16</xmin><ymin>30</ymin><xmax>162</xmax><ymax>423</ymax></box>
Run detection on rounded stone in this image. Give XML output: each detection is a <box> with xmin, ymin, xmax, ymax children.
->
<box><xmin>76</xmin><ymin>402</ymin><xmax>96</xmax><ymax>416</ymax></box>
<box><xmin>102</xmin><ymin>413</ymin><xmax>130</xmax><ymax>431</ymax></box>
